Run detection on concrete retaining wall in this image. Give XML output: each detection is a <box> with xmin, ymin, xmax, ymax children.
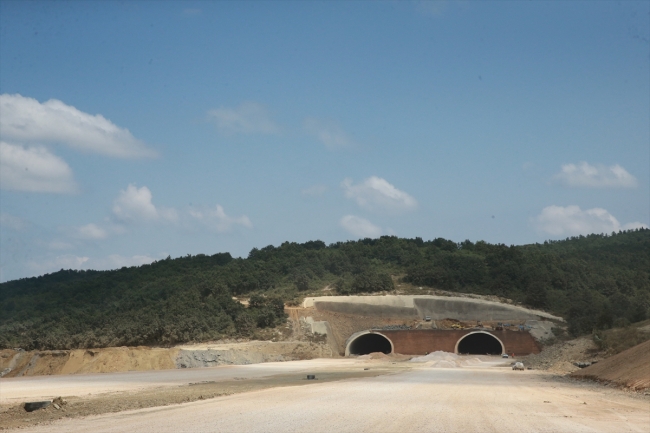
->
<box><xmin>304</xmin><ymin>295</ymin><xmax>562</xmax><ymax>322</ymax></box>
<box><xmin>314</xmin><ymin>301</ymin><xmax>418</xmax><ymax>319</ymax></box>
<box><xmin>413</xmin><ymin>298</ymin><xmax>544</xmax><ymax>321</ymax></box>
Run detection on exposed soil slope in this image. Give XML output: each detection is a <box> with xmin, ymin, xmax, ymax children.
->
<box><xmin>0</xmin><ymin>347</ymin><xmax>177</xmax><ymax>378</ymax></box>
<box><xmin>571</xmin><ymin>339</ymin><xmax>650</xmax><ymax>390</ymax></box>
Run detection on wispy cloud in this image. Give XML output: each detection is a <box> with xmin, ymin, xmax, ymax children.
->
<box><xmin>75</xmin><ymin>223</ymin><xmax>109</xmax><ymax>240</ymax></box>
<box><xmin>27</xmin><ymin>253</ymin><xmax>158</xmax><ymax>276</ymax></box>
<box><xmin>0</xmin><ymin>141</ymin><xmax>77</xmax><ymax>193</ymax></box>
<box><xmin>301</xmin><ymin>184</ymin><xmax>328</xmax><ymax>197</ymax></box>
<box><xmin>553</xmin><ymin>162</ymin><xmax>638</xmax><ymax>188</ymax></box>
<box><xmin>415</xmin><ymin>0</ymin><xmax>450</xmax><ymax>17</ymax></box>
<box><xmin>112</xmin><ymin>184</ymin><xmax>178</xmax><ymax>223</ymax></box>
<box><xmin>104</xmin><ymin>254</ymin><xmax>157</xmax><ymax>268</ymax></box>
<box><xmin>190</xmin><ymin>205</ymin><xmax>253</xmax><ymax>232</ymax></box>
<box><xmin>342</xmin><ymin>176</ymin><xmax>418</xmax><ymax>213</ymax></box>
<box><xmin>182</xmin><ymin>8</ymin><xmax>201</xmax><ymax>16</ymax></box>
<box><xmin>533</xmin><ymin>205</ymin><xmax>647</xmax><ymax>236</ymax></box>
<box><xmin>340</xmin><ymin>215</ymin><xmax>382</xmax><ymax>238</ymax></box>
<box><xmin>0</xmin><ymin>94</ymin><xmax>156</xmax><ymax>158</ymax></box>
<box><xmin>27</xmin><ymin>254</ymin><xmax>90</xmax><ymax>275</ymax></box>
<box><xmin>0</xmin><ymin>212</ymin><xmax>27</xmax><ymax>231</ymax></box>
<box><xmin>47</xmin><ymin>241</ymin><xmax>74</xmax><ymax>250</ymax></box>
<box><xmin>208</xmin><ymin>102</ymin><xmax>280</xmax><ymax>135</ymax></box>
<box><xmin>304</xmin><ymin>117</ymin><xmax>355</xmax><ymax>150</ymax></box>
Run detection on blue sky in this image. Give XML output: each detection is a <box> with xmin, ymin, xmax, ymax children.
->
<box><xmin>1</xmin><ymin>1</ymin><xmax>648</xmax><ymax>282</ymax></box>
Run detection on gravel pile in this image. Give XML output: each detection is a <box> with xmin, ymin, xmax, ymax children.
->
<box><xmin>522</xmin><ymin>337</ymin><xmax>601</xmax><ymax>374</ymax></box>
<box><xmin>408</xmin><ymin>351</ymin><xmax>488</xmax><ymax>368</ymax></box>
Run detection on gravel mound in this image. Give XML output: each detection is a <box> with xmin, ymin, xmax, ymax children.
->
<box><xmin>409</xmin><ymin>351</ymin><xmax>460</xmax><ymax>363</ymax></box>
<box><xmin>409</xmin><ymin>351</ymin><xmax>463</xmax><ymax>368</ymax></box>
<box><xmin>521</xmin><ymin>337</ymin><xmax>599</xmax><ymax>374</ymax></box>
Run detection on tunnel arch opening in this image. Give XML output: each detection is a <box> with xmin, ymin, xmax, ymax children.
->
<box><xmin>455</xmin><ymin>331</ymin><xmax>504</xmax><ymax>355</ymax></box>
<box><xmin>346</xmin><ymin>332</ymin><xmax>393</xmax><ymax>356</ymax></box>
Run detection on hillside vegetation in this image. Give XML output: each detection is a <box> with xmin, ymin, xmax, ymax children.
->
<box><xmin>1</xmin><ymin>229</ymin><xmax>648</xmax><ymax>350</ymax></box>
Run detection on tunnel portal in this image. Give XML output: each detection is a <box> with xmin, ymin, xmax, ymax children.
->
<box><xmin>456</xmin><ymin>332</ymin><xmax>504</xmax><ymax>355</ymax></box>
<box><xmin>347</xmin><ymin>333</ymin><xmax>393</xmax><ymax>356</ymax></box>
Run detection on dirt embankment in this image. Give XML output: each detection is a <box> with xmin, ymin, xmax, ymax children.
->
<box><xmin>175</xmin><ymin>340</ymin><xmax>333</xmax><ymax>368</ymax></box>
<box><xmin>1</xmin><ymin>347</ymin><xmax>178</xmax><ymax>378</ymax></box>
<box><xmin>571</xmin><ymin>339</ymin><xmax>650</xmax><ymax>391</ymax></box>
<box><xmin>0</xmin><ymin>339</ymin><xmax>333</xmax><ymax>378</ymax></box>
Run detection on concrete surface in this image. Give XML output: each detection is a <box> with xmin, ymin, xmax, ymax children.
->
<box><xmin>7</xmin><ymin>360</ymin><xmax>648</xmax><ymax>433</ymax></box>
<box><xmin>303</xmin><ymin>295</ymin><xmax>563</xmax><ymax>322</ymax></box>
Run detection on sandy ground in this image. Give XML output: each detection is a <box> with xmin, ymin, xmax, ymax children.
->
<box><xmin>0</xmin><ymin>358</ymin><xmax>359</xmax><ymax>404</ymax></box>
<box><xmin>3</xmin><ymin>357</ymin><xmax>649</xmax><ymax>433</ymax></box>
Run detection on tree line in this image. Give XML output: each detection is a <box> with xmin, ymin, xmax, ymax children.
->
<box><xmin>1</xmin><ymin>229</ymin><xmax>648</xmax><ymax>350</ymax></box>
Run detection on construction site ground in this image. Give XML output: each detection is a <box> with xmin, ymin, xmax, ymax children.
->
<box><xmin>571</xmin><ymin>339</ymin><xmax>650</xmax><ymax>391</ymax></box>
<box><xmin>2</xmin><ymin>294</ymin><xmax>649</xmax><ymax>432</ymax></box>
<box><xmin>2</xmin><ymin>356</ymin><xmax>648</xmax><ymax>433</ymax></box>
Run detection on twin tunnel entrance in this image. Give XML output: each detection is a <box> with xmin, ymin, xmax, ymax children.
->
<box><xmin>346</xmin><ymin>331</ymin><xmax>505</xmax><ymax>356</ymax></box>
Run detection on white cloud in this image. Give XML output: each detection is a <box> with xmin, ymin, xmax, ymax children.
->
<box><xmin>0</xmin><ymin>141</ymin><xmax>77</xmax><ymax>193</ymax></box>
<box><xmin>342</xmin><ymin>176</ymin><xmax>418</xmax><ymax>213</ymax></box>
<box><xmin>553</xmin><ymin>162</ymin><xmax>638</xmax><ymax>188</ymax></box>
<box><xmin>48</xmin><ymin>241</ymin><xmax>74</xmax><ymax>250</ymax></box>
<box><xmin>0</xmin><ymin>94</ymin><xmax>156</xmax><ymax>158</ymax></box>
<box><xmin>621</xmin><ymin>221</ymin><xmax>649</xmax><ymax>231</ymax></box>
<box><xmin>304</xmin><ymin>117</ymin><xmax>355</xmax><ymax>149</ymax></box>
<box><xmin>340</xmin><ymin>215</ymin><xmax>382</xmax><ymax>238</ymax></box>
<box><xmin>534</xmin><ymin>205</ymin><xmax>648</xmax><ymax>236</ymax></box>
<box><xmin>26</xmin><ymin>253</ymin><xmax>157</xmax><ymax>276</ymax></box>
<box><xmin>182</xmin><ymin>8</ymin><xmax>201</xmax><ymax>15</ymax></box>
<box><xmin>301</xmin><ymin>184</ymin><xmax>328</xmax><ymax>197</ymax></box>
<box><xmin>75</xmin><ymin>223</ymin><xmax>108</xmax><ymax>240</ymax></box>
<box><xmin>416</xmin><ymin>0</ymin><xmax>449</xmax><ymax>16</ymax></box>
<box><xmin>104</xmin><ymin>254</ymin><xmax>157</xmax><ymax>268</ymax></box>
<box><xmin>112</xmin><ymin>184</ymin><xmax>178</xmax><ymax>223</ymax></box>
<box><xmin>28</xmin><ymin>254</ymin><xmax>90</xmax><ymax>275</ymax></box>
<box><xmin>207</xmin><ymin>102</ymin><xmax>279</xmax><ymax>135</ymax></box>
<box><xmin>190</xmin><ymin>205</ymin><xmax>252</xmax><ymax>232</ymax></box>
<box><xmin>0</xmin><ymin>212</ymin><xmax>27</xmax><ymax>231</ymax></box>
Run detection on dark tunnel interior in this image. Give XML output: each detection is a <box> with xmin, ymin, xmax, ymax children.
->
<box><xmin>457</xmin><ymin>333</ymin><xmax>503</xmax><ymax>355</ymax></box>
<box><xmin>348</xmin><ymin>333</ymin><xmax>393</xmax><ymax>355</ymax></box>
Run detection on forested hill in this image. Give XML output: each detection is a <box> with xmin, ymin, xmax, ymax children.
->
<box><xmin>2</xmin><ymin>229</ymin><xmax>649</xmax><ymax>350</ymax></box>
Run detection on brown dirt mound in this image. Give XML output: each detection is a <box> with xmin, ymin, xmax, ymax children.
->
<box><xmin>0</xmin><ymin>347</ymin><xmax>178</xmax><ymax>377</ymax></box>
<box><xmin>571</xmin><ymin>339</ymin><xmax>650</xmax><ymax>390</ymax></box>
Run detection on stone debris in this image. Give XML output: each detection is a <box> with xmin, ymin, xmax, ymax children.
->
<box><xmin>23</xmin><ymin>401</ymin><xmax>51</xmax><ymax>412</ymax></box>
<box><xmin>521</xmin><ymin>337</ymin><xmax>600</xmax><ymax>374</ymax></box>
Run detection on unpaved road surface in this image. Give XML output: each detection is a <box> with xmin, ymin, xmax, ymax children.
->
<box><xmin>0</xmin><ymin>358</ymin><xmax>349</xmax><ymax>404</ymax></box>
<box><xmin>4</xmin><ymin>358</ymin><xmax>649</xmax><ymax>433</ymax></box>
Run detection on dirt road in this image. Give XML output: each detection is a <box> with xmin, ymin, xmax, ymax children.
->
<box><xmin>0</xmin><ymin>358</ymin><xmax>354</xmax><ymax>404</ymax></box>
<box><xmin>5</xmin><ymin>359</ymin><xmax>648</xmax><ymax>433</ymax></box>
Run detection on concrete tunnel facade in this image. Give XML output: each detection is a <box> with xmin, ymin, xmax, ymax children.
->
<box><xmin>345</xmin><ymin>329</ymin><xmax>539</xmax><ymax>356</ymax></box>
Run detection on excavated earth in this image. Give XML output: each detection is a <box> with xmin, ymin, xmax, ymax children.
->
<box><xmin>571</xmin><ymin>340</ymin><xmax>650</xmax><ymax>390</ymax></box>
